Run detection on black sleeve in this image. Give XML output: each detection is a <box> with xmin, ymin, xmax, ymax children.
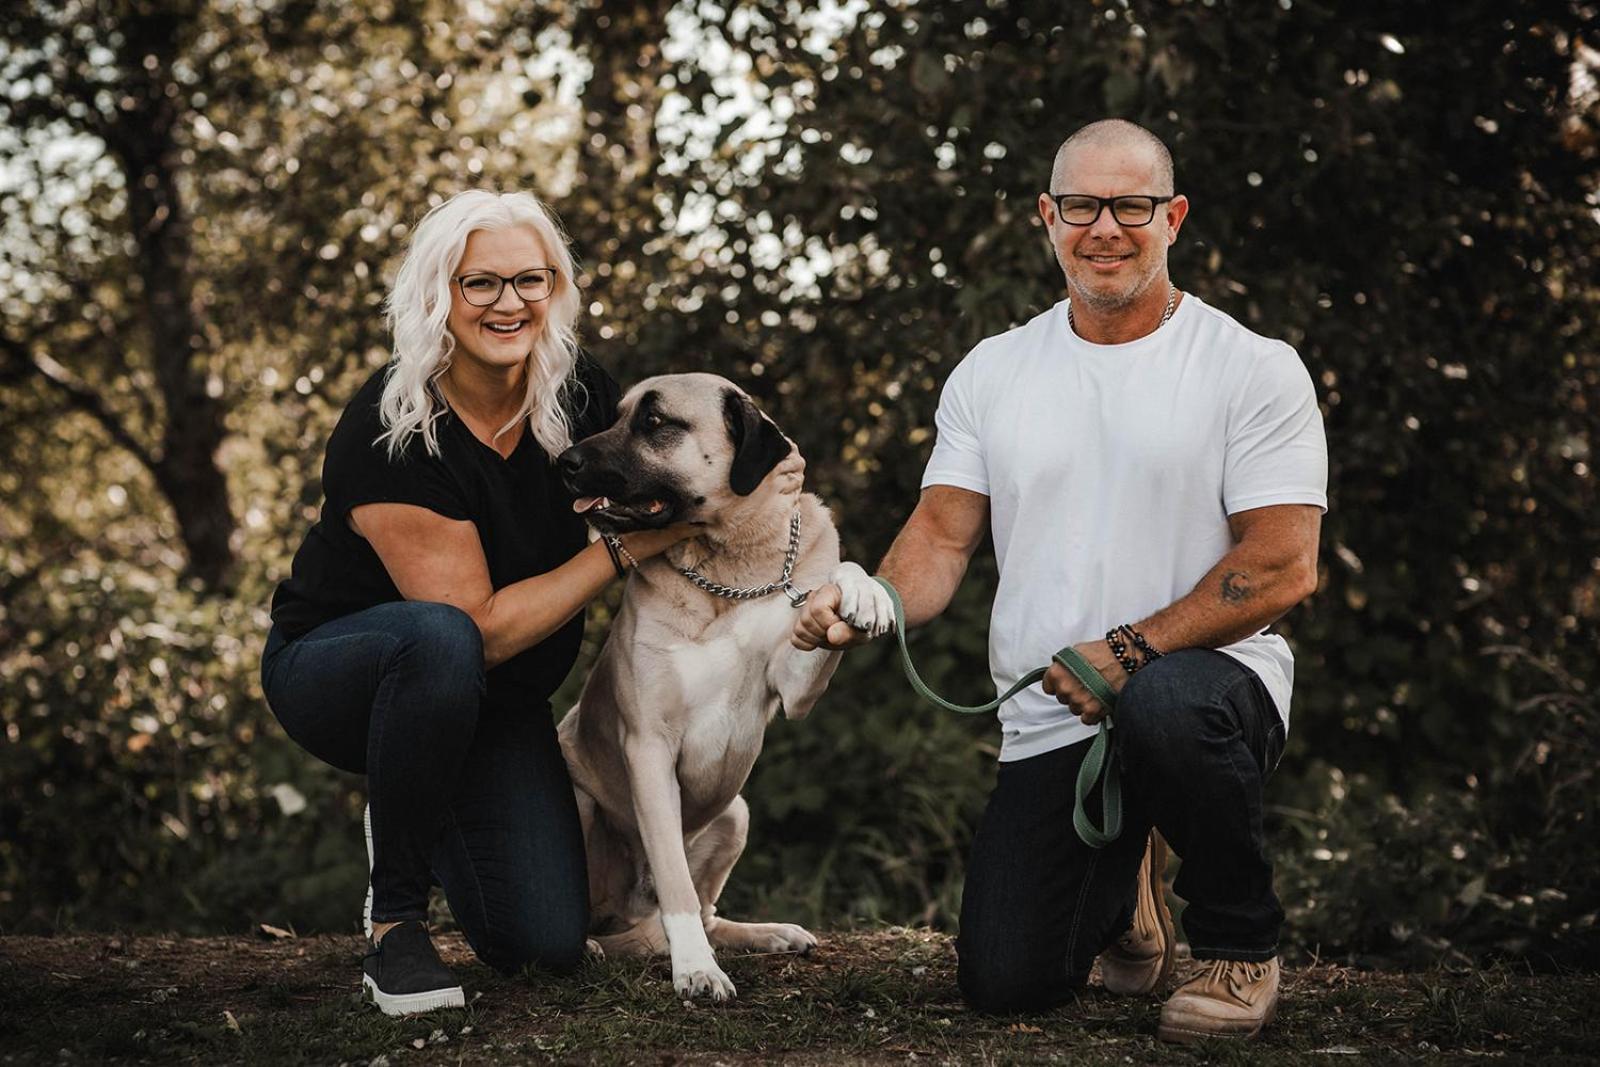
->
<box><xmin>569</xmin><ymin>351</ymin><xmax>623</xmax><ymax>441</ymax></box>
<box><xmin>321</xmin><ymin>379</ymin><xmax>471</xmax><ymax>523</ymax></box>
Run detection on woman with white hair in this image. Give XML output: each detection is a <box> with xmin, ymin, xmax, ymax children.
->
<box><xmin>261</xmin><ymin>190</ymin><xmax>700</xmax><ymax>1014</ymax></box>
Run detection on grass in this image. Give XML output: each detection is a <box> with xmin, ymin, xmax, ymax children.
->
<box><xmin>2</xmin><ymin>928</ymin><xmax>1597</xmax><ymax>1065</ymax></box>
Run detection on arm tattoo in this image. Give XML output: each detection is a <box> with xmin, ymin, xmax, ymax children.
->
<box><xmin>1220</xmin><ymin>571</ymin><xmax>1252</xmax><ymax>603</ymax></box>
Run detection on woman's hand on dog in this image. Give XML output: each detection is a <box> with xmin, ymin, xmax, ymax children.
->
<box><xmin>773</xmin><ymin>446</ymin><xmax>805</xmax><ymax>495</ymax></box>
<box><xmin>619</xmin><ymin>523</ymin><xmax>701</xmax><ymax>563</ymax></box>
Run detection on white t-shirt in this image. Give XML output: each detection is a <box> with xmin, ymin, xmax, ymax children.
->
<box><xmin>921</xmin><ymin>295</ymin><xmax>1328</xmax><ymax>762</ymax></box>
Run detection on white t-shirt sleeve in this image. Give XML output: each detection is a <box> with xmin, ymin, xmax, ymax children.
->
<box><xmin>921</xmin><ymin>348</ymin><xmax>991</xmax><ymax>495</ymax></box>
<box><xmin>1223</xmin><ymin>342</ymin><xmax>1329</xmax><ymax>515</ymax></box>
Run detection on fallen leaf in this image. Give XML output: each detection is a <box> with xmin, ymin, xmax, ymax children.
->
<box><xmin>257</xmin><ymin>923</ymin><xmax>295</xmax><ymax>940</ymax></box>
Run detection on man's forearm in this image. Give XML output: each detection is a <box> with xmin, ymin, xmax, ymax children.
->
<box><xmin>873</xmin><ymin>488</ymin><xmax>988</xmax><ymax>629</ymax></box>
<box><xmin>876</xmin><ymin>527</ymin><xmax>970</xmax><ymax>629</ymax></box>
<box><xmin>1134</xmin><ymin>534</ymin><xmax>1318</xmax><ymax>656</ymax></box>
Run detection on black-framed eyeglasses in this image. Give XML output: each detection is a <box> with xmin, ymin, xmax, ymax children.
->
<box><xmin>454</xmin><ymin>268</ymin><xmax>557</xmax><ymax>306</ymax></box>
<box><xmin>1048</xmin><ymin>194</ymin><xmax>1174</xmax><ymax>227</ymax></box>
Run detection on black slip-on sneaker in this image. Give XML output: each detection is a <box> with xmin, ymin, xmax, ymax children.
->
<box><xmin>361</xmin><ymin>921</ymin><xmax>465</xmax><ymax>1016</ymax></box>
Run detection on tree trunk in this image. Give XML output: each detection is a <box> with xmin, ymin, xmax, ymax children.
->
<box><xmin>110</xmin><ymin>10</ymin><xmax>237</xmax><ymax>592</ymax></box>
<box><xmin>568</xmin><ymin>1</ymin><xmax>674</xmax><ymax>280</ymax></box>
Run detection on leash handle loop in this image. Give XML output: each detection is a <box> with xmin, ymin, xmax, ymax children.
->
<box><xmin>871</xmin><ymin>576</ymin><xmax>1122</xmax><ymax>848</ymax></box>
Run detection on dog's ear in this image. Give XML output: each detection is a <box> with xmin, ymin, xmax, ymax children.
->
<box><xmin>721</xmin><ymin>388</ymin><xmax>790</xmax><ymax>496</ymax></box>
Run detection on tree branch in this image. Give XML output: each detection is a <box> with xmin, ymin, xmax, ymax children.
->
<box><xmin>0</xmin><ymin>332</ymin><xmax>160</xmax><ymax>472</ymax></box>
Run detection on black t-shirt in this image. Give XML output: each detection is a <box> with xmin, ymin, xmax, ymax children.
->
<box><xmin>269</xmin><ymin>355</ymin><xmax>621</xmax><ymax>710</ymax></box>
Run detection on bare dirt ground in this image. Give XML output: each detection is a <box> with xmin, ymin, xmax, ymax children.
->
<box><xmin>3</xmin><ymin>928</ymin><xmax>1596</xmax><ymax>1065</ymax></box>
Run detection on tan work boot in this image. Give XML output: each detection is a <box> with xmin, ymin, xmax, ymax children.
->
<box><xmin>1157</xmin><ymin>956</ymin><xmax>1280</xmax><ymax>1043</ymax></box>
<box><xmin>1099</xmin><ymin>830</ymin><xmax>1175</xmax><ymax>995</ymax></box>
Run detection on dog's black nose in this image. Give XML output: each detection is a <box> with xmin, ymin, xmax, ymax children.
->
<box><xmin>558</xmin><ymin>446</ymin><xmax>586</xmax><ymax>480</ymax></box>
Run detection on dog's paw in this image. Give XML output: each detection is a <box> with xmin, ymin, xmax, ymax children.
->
<box><xmin>673</xmin><ymin>961</ymin><xmax>737</xmax><ymax>1002</ymax></box>
<box><xmin>749</xmin><ymin>922</ymin><xmax>818</xmax><ymax>955</ymax></box>
<box><xmin>664</xmin><ymin>913</ymin><xmax>737</xmax><ymax>1001</ymax></box>
<box><xmin>583</xmin><ymin>937</ymin><xmax>606</xmax><ymax>960</ymax></box>
<box><xmin>830</xmin><ymin>561</ymin><xmax>896</xmax><ymax>638</ymax></box>
<box><xmin>707</xmin><ymin>918</ymin><xmax>818</xmax><ymax>955</ymax></box>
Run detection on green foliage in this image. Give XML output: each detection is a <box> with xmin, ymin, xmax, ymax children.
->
<box><xmin>0</xmin><ymin>544</ymin><xmax>364</xmax><ymax>933</ymax></box>
<box><xmin>1272</xmin><ymin>647</ymin><xmax>1600</xmax><ymax>966</ymax></box>
<box><xmin>2</xmin><ymin>0</ymin><xmax>1597</xmax><ymax>972</ymax></box>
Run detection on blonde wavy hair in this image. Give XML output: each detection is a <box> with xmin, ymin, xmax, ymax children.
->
<box><xmin>378</xmin><ymin>190</ymin><xmax>583</xmax><ymax>461</ymax></box>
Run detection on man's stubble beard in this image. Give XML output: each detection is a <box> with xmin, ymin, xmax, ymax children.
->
<box><xmin>1059</xmin><ymin>247</ymin><xmax>1168</xmax><ymax>314</ymax></box>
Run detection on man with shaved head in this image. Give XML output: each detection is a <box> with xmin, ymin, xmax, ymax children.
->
<box><xmin>795</xmin><ymin>118</ymin><xmax>1326</xmax><ymax>1042</ymax></box>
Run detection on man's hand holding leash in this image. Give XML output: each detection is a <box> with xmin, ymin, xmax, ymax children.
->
<box><xmin>1043</xmin><ymin>641</ymin><xmax>1127</xmax><ymax>726</ymax></box>
<box><xmin>794</xmin><ymin>582</ymin><xmax>1126</xmax><ymax>728</ymax></box>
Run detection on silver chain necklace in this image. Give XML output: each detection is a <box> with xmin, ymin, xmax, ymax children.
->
<box><xmin>674</xmin><ymin>509</ymin><xmax>809</xmax><ymax>607</ymax></box>
<box><xmin>1068</xmin><ymin>283</ymin><xmax>1177</xmax><ymax>337</ymax></box>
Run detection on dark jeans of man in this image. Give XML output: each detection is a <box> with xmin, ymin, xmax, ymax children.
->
<box><xmin>261</xmin><ymin>600</ymin><xmax>588</xmax><ymax>976</ymax></box>
<box><xmin>956</xmin><ymin>649</ymin><xmax>1286</xmax><ymax>1013</ymax></box>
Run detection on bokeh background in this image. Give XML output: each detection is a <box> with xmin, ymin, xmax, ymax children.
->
<box><xmin>3</xmin><ymin>0</ymin><xmax>1596</xmax><ymax>970</ymax></box>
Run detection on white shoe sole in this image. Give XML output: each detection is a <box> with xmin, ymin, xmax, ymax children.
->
<box><xmin>362</xmin><ymin>973</ymin><xmax>465</xmax><ymax>1016</ymax></box>
<box><xmin>363</xmin><ymin>803</ymin><xmax>374</xmax><ymax>939</ymax></box>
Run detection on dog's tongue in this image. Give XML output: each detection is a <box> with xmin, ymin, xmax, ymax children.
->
<box><xmin>572</xmin><ymin>496</ymin><xmax>608</xmax><ymax>514</ymax></box>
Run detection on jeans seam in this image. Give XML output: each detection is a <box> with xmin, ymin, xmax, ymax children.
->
<box><xmin>367</xmin><ymin>631</ymin><xmax>430</xmax><ymax>924</ymax></box>
<box><xmin>1205</xmin><ymin>658</ymin><xmax>1250</xmax><ymax>714</ymax></box>
<box><xmin>1165</xmin><ymin>655</ymin><xmax>1279</xmax><ymax>959</ymax></box>
<box><xmin>1063</xmin><ymin>843</ymin><xmax>1103</xmax><ymax>979</ymax></box>
<box><xmin>1209</xmin><ymin>666</ymin><xmax>1278</xmax><ymax>774</ymax></box>
<box><xmin>442</xmin><ymin>804</ymin><xmax>498</xmax><ymax>964</ymax></box>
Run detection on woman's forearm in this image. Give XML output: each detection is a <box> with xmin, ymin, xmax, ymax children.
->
<box><xmin>473</xmin><ymin>539</ymin><xmax>618</xmax><ymax>668</ymax></box>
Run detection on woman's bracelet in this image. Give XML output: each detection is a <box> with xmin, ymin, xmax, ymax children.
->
<box><xmin>613</xmin><ymin>536</ymin><xmax>640</xmax><ymax>570</ymax></box>
<box><xmin>600</xmin><ymin>535</ymin><xmax>627</xmax><ymax>579</ymax></box>
<box><xmin>603</xmin><ymin>534</ymin><xmax>639</xmax><ymax>574</ymax></box>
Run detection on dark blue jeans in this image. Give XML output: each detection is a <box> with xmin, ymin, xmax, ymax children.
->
<box><xmin>956</xmin><ymin>649</ymin><xmax>1286</xmax><ymax>1013</ymax></box>
<box><xmin>260</xmin><ymin>601</ymin><xmax>588</xmax><ymax>975</ymax></box>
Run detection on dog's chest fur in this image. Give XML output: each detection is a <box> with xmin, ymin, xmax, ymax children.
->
<box><xmin>633</xmin><ymin>594</ymin><xmax>799</xmax><ymax>821</ymax></box>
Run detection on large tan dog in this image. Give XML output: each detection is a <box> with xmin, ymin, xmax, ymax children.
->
<box><xmin>555</xmin><ymin>373</ymin><xmax>892</xmax><ymax>1001</ymax></box>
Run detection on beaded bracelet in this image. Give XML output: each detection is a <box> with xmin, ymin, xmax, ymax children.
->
<box><xmin>606</xmin><ymin>534</ymin><xmax>640</xmax><ymax>571</ymax></box>
<box><xmin>1105</xmin><ymin>627</ymin><xmax>1141</xmax><ymax>675</ymax></box>
<box><xmin>1121</xmin><ymin>624</ymin><xmax>1165</xmax><ymax>663</ymax></box>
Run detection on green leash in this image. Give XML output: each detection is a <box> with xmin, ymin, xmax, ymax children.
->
<box><xmin>871</xmin><ymin>577</ymin><xmax>1123</xmax><ymax>848</ymax></box>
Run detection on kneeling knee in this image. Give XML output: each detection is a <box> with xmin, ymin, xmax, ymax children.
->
<box><xmin>482</xmin><ymin>921</ymin><xmax>588</xmax><ymax>978</ymax></box>
<box><xmin>406</xmin><ymin>603</ymin><xmax>484</xmax><ymax>671</ymax></box>
<box><xmin>958</xmin><ymin>966</ymin><xmax>1072</xmax><ymax>1015</ymax></box>
<box><xmin>1114</xmin><ymin>657</ymin><xmax>1213</xmax><ymax>758</ymax></box>
<box><xmin>386</xmin><ymin>602</ymin><xmax>485</xmax><ymax>701</ymax></box>
<box><xmin>956</xmin><ymin>946</ymin><xmax>1077</xmax><ymax>1015</ymax></box>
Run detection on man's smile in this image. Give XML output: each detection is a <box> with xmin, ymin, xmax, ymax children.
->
<box><xmin>1081</xmin><ymin>251</ymin><xmax>1135</xmax><ymax>268</ymax></box>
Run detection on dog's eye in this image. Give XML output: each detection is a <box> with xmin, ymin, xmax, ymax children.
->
<box><xmin>642</xmin><ymin>414</ymin><xmax>663</xmax><ymax>431</ymax></box>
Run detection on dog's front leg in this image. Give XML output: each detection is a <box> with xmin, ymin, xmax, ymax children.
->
<box><xmin>624</xmin><ymin>735</ymin><xmax>737</xmax><ymax>1001</ymax></box>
